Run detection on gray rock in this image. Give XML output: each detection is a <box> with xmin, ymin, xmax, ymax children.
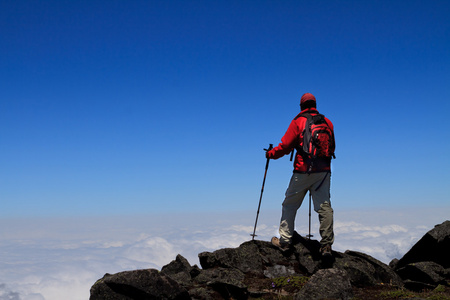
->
<box><xmin>403</xmin><ymin>279</ymin><xmax>437</xmax><ymax>292</ymax></box>
<box><xmin>264</xmin><ymin>264</ymin><xmax>296</xmax><ymax>278</ymax></box>
<box><xmin>193</xmin><ymin>267</ymin><xmax>247</xmax><ymax>299</ymax></box>
<box><xmin>188</xmin><ymin>287</ymin><xmax>220</xmax><ymax>300</ymax></box>
<box><xmin>295</xmin><ymin>268</ymin><xmax>353</xmax><ymax>300</ymax></box>
<box><xmin>389</xmin><ymin>258</ymin><xmax>399</xmax><ymax>269</ymax></box>
<box><xmin>161</xmin><ymin>254</ymin><xmax>194</xmax><ymax>287</ymax></box>
<box><xmin>89</xmin><ymin>221</ymin><xmax>450</xmax><ymax>299</ymax></box>
<box><xmin>333</xmin><ymin>250</ymin><xmax>403</xmax><ymax>287</ymax></box>
<box><xmin>396</xmin><ymin>220</ymin><xmax>450</xmax><ymax>269</ymax></box>
<box><xmin>291</xmin><ymin>233</ymin><xmax>322</xmax><ymax>274</ymax></box>
<box><xmin>199</xmin><ymin>234</ymin><xmax>321</xmax><ymax>277</ymax></box>
<box><xmin>89</xmin><ymin>269</ymin><xmax>190</xmax><ymax>300</ymax></box>
<box><xmin>199</xmin><ymin>240</ymin><xmax>265</xmax><ymax>274</ymax></box>
<box><xmin>397</xmin><ymin>261</ymin><xmax>447</xmax><ymax>290</ymax></box>
<box><xmin>345</xmin><ymin>251</ymin><xmax>403</xmax><ymax>286</ymax></box>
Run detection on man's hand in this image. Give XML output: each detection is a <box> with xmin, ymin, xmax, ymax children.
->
<box><xmin>264</xmin><ymin>144</ymin><xmax>274</xmax><ymax>159</ymax></box>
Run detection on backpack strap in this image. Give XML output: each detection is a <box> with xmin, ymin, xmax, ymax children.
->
<box><xmin>294</xmin><ymin>113</ymin><xmax>313</xmax><ymax>157</ymax></box>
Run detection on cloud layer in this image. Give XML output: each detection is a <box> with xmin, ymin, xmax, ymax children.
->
<box><xmin>0</xmin><ymin>207</ymin><xmax>448</xmax><ymax>300</ymax></box>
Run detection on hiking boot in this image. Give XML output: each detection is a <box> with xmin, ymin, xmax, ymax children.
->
<box><xmin>271</xmin><ymin>237</ymin><xmax>290</xmax><ymax>251</ymax></box>
<box><xmin>320</xmin><ymin>244</ymin><xmax>332</xmax><ymax>257</ymax></box>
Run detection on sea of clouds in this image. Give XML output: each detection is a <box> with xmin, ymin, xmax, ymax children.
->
<box><xmin>0</xmin><ymin>207</ymin><xmax>448</xmax><ymax>300</ymax></box>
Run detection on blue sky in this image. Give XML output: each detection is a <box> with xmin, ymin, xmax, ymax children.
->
<box><xmin>1</xmin><ymin>0</ymin><xmax>449</xmax><ymax>218</ymax></box>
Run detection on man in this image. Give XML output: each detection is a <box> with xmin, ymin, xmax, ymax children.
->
<box><xmin>265</xmin><ymin>92</ymin><xmax>335</xmax><ymax>256</ymax></box>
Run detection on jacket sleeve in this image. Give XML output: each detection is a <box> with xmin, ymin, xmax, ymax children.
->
<box><xmin>325</xmin><ymin>117</ymin><xmax>335</xmax><ymax>148</ymax></box>
<box><xmin>267</xmin><ymin>119</ymin><xmax>301</xmax><ymax>159</ymax></box>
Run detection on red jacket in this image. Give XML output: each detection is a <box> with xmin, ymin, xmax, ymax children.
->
<box><xmin>266</xmin><ymin>108</ymin><xmax>334</xmax><ymax>173</ymax></box>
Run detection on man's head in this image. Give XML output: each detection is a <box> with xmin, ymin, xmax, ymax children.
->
<box><xmin>300</xmin><ymin>93</ymin><xmax>316</xmax><ymax>110</ymax></box>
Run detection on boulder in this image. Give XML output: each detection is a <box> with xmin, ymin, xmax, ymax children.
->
<box><xmin>89</xmin><ymin>221</ymin><xmax>450</xmax><ymax>299</ymax></box>
<box><xmin>89</xmin><ymin>269</ymin><xmax>190</xmax><ymax>300</ymax></box>
<box><xmin>295</xmin><ymin>268</ymin><xmax>353</xmax><ymax>300</ymax></box>
<box><xmin>161</xmin><ymin>254</ymin><xmax>195</xmax><ymax>287</ymax></box>
<box><xmin>193</xmin><ymin>267</ymin><xmax>247</xmax><ymax>299</ymax></box>
<box><xmin>198</xmin><ymin>240</ymin><xmax>265</xmax><ymax>274</ymax></box>
<box><xmin>396</xmin><ymin>220</ymin><xmax>450</xmax><ymax>269</ymax></box>
<box><xmin>199</xmin><ymin>232</ymin><xmax>322</xmax><ymax>277</ymax></box>
<box><xmin>396</xmin><ymin>261</ymin><xmax>447</xmax><ymax>291</ymax></box>
<box><xmin>333</xmin><ymin>250</ymin><xmax>403</xmax><ymax>287</ymax></box>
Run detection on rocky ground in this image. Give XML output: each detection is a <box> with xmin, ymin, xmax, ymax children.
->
<box><xmin>90</xmin><ymin>220</ymin><xmax>450</xmax><ymax>299</ymax></box>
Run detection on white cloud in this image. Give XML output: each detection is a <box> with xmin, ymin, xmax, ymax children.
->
<box><xmin>0</xmin><ymin>207</ymin><xmax>448</xmax><ymax>300</ymax></box>
<box><xmin>0</xmin><ymin>284</ymin><xmax>21</xmax><ymax>300</ymax></box>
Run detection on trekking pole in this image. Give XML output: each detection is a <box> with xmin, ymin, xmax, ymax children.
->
<box><xmin>251</xmin><ymin>144</ymin><xmax>273</xmax><ymax>240</ymax></box>
<box><xmin>307</xmin><ymin>191</ymin><xmax>314</xmax><ymax>240</ymax></box>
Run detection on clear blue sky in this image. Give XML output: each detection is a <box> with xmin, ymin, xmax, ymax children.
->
<box><xmin>1</xmin><ymin>0</ymin><xmax>449</xmax><ymax>217</ymax></box>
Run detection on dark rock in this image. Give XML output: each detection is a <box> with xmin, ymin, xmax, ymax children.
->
<box><xmin>295</xmin><ymin>268</ymin><xmax>353</xmax><ymax>300</ymax></box>
<box><xmin>188</xmin><ymin>287</ymin><xmax>220</xmax><ymax>300</ymax></box>
<box><xmin>389</xmin><ymin>258</ymin><xmax>399</xmax><ymax>269</ymax></box>
<box><xmin>333</xmin><ymin>250</ymin><xmax>403</xmax><ymax>287</ymax></box>
<box><xmin>161</xmin><ymin>254</ymin><xmax>194</xmax><ymax>287</ymax></box>
<box><xmin>396</xmin><ymin>220</ymin><xmax>450</xmax><ymax>269</ymax></box>
<box><xmin>397</xmin><ymin>261</ymin><xmax>447</xmax><ymax>289</ymax></box>
<box><xmin>199</xmin><ymin>233</ymin><xmax>321</xmax><ymax>277</ymax></box>
<box><xmin>263</xmin><ymin>264</ymin><xmax>296</xmax><ymax>278</ymax></box>
<box><xmin>291</xmin><ymin>233</ymin><xmax>322</xmax><ymax>274</ymax></box>
<box><xmin>89</xmin><ymin>221</ymin><xmax>450</xmax><ymax>299</ymax></box>
<box><xmin>193</xmin><ymin>267</ymin><xmax>247</xmax><ymax>299</ymax></box>
<box><xmin>403</xmin><ymin>279</ymin><xmax>437</xmax><ymax>292</ymax></box>
<box><xmin>346</xmin><ymin>251</ymin><xmax>403</xmax><ymax>286</ymax></box>
<box><xmin>89</xmin><ymin>269</ymin><xmax>190</xmax><ymax>300</ymax></box>
<box><xmin>199</xmin><ymin>240</ymin><xmax>264</xmax><ymax>274</ymax></box>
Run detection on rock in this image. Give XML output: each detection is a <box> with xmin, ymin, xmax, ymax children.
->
<box><xmin>402</xmin><ymin>279</ymin><xmax>437</xmax><ymax>292</ymax></box>
<box><xmin>89</xmin><ymin>269</ymin><xmax>190</xmax><ymax>300</ymax></box>
<box><xmin>263</xmin><ymin>264</ymin><xmax>296</xmax><ymax>278</ymax></box>
<box><xmin>389</xmin><ymin>258</ymin><xmax>399</xmax><ymax>269</ymax></box>
<box><xmin>295</xmin><ymin>268</ymin><xmax>353</xmax><ymax>300</ymax></box>
<box><xmin>187</xmin><ymin>287</ymin><xmax>220</xmax><ymax>300</ymax></box>
<box><xmin>193</xmin><ymin>267</ymin><xmax>247</xmax><ymax>299</ymax></box>
<box><xmin>396</xmin><ymin>220</ymin><xmax>450</xmax><ymax>269</ymax></box>
<box><xmin>346</xmin><ymin>251</ymin><xmax>403</xmax><ymax>286</ymax></box>
<box><xmin>89</xmin><ymin>221</ymin><xmax>450</xmax><ymax>299</ymax></box>
<box><xmin>198</xmin><ymin>240</ymin><xmax>265</xmax><ymax>274</ymax></box>
<box><xmin>161</xmin><ymin>254</ymin><xmax>194</xmax><ymax>287</ymax></box>
<box><xmin>333</xmin><ymin>250</ymin><xmax>403</xmax><ymax>287</ymax></box>
<box><xmin>291</xmin><ymin>233</ymin><xmax>322</xmax><ymax>274</ymax></box>
<box><xmin>199</xmin><ymin>232</ymin><xmax>321</xmax><ymax>277</ymax></box>
<box><xmin>397</xmin><ymin>261</ymin><xmax>447</xmax><ymax>291</ymax></box>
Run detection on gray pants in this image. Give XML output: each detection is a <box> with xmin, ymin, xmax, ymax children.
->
<box><xmin>279</xmin><ymin>172</ymin><xmax>334</xmax><ymax>246</ymax></box>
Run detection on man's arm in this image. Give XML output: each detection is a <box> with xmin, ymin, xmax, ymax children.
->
<box><xmin>266</xmin><ymin>119</ymin><xmax>301</xmax><ymax>159</ymax></box>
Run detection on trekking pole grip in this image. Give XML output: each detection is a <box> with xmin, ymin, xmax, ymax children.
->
<box><xmin>264</xmin><ymin>144</ymin><xmax>273</xmax><ymax>169</ymax></box>
<box><xmin>264</xmin><ymin>144</ymin><xmax>273</xmax><ymax>152</ymax></box>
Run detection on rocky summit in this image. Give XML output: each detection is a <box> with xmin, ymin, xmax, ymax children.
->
<box><xmin>90</xmin><ymin>220</ymin><xmax>450</xmax><ymax>299</ymax></box>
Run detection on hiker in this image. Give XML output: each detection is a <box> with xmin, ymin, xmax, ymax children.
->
<box><xmin>265</xmin><ymin>92</ymin><xmax>335</xmax><ymax>257</ymax></box>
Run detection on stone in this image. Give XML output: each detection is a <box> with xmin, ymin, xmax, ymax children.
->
<box><xmin>397</xmin><ymin>261</ymin><xmax>447</xmax><ymax>290</ymax></box>
<box><xmin>89</xmin><ymin>269</ymin><xmax>190</xmax><ymax>300</ymax></box>
<box><xmin>198</xmin><ymin>240</ymin><xmax>264</xmax><ymax>274</ymax></box>
<box><xmin>333</xmin><ymin>250</ymin><xmax>403</xmax><ymax>287</ymax></box>
<box><xmin>193</xmin><ymin>267</ymin><xmax>247</xmax><ymax>299</ymax></box>
<box><xmin>89</xmin><ymin>221</ymin><xmax>450</xmax><ymax>299</ymax></box>
<box><xmin>161</xmin><ymin>254</ymin><xmax>194</xmax><ymax>287</ymax></box>
<box><xmin>396</xmin><ymin>220</ymin><xmax>450</xmax><ymax>269</ymax></box>
<box><xmin>295</xmin><ymin>268</ymin><xmax>353</xmax><ymax>300</ymax></box>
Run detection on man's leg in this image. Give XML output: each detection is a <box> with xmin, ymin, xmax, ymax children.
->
<box><xmin>311</xmin><ymin>172</ymin><xmax>334</xmax><ymax>246</ymax></box>
<box><xmin>279</xmin><ymin>173</ymin><xmax>308</xmax><ymax>245</ymax></box>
